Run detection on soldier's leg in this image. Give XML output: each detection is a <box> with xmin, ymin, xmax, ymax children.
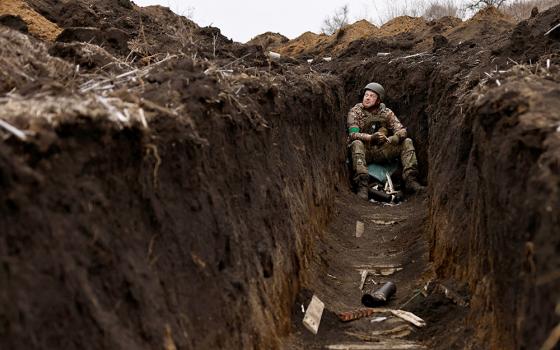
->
<box><xmin>400</xmin><ymin>138</ymin><xmax>425</xmax><ymax>194</ymax></box>
<box><xmin>367</xmin><ymin>143</ymin><xmax>401</xmax><ymax>164</ymax></box>
<box><xmin>350</xmin><ymin>140</ymin><xmax>368</xmax><ymax>175</ymax></box>
<box><xmin>350</xmin><ymin>140</ymin><xmax>369</xmax><ymax>200</ymax></box>
<box><xmin>400</xmin><ymin>138</ymin><xmax>418</xmax><ymax>177</ymax></box>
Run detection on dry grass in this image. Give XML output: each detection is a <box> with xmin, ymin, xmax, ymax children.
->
<box><xmin>0</xmin><ymin>27</ymin><xmax>74</xmax><ymax>92</ymax></box>
<box><xmin>502</xmin><ymin>0</ymin><xmax>560</xmax><ymax>21</ymax></box>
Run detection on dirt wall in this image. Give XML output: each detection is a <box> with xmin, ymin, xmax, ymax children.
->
<box><xmin>429</xmin><ymin>67</ymin><xmax>560</xmax><ymax>349</ymax></box>
<box><xmin>0</xmin><ymin>28</ymin><xmax>347</xmax><ymax>349</ymax></box>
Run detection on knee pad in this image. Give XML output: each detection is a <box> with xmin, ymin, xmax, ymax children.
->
<box><xmin>350</xmin><ymin>139</ymin><xmax>365</xmax><ymax>154</ymax></box>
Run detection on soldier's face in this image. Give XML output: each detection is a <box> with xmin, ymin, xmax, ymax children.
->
<box><xmin>363</xmin><ymin>90</ymin><xmax>378</xmax><ymax>108</ymax></box>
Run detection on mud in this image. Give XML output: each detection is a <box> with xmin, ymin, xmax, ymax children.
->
<box><xmin>1</xmin><ymin>1</ymin><xmax>560</xmax><ymax>349</ymax></box>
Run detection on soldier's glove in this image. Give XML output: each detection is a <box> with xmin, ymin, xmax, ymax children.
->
<box><xmin>387</xmin><ymin>135</ymin><xmax>400</xmax><ymax>145</ymax></box>
<box><xmin>371</xmin><ymin>132</ymin><xmax>387</xmax><ymax>145</ymax></box>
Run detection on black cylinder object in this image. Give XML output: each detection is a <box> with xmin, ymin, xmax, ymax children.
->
<box><xmin>369</xmin><ymin>189</ymin><xmax>392</xmax><ymax>202</ymax></box>
<box><xmin>361</xmin><ymin>281</ymin><xmax>397</xmax><ymax>307</ymax></box>
<box><xmin>369</xmin><ymin>189</ymin><xmax>404</xmax><ymax>203</ymax></box>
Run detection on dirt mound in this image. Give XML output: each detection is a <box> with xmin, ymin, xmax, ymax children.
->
<box><xmin>275</xmin><ymin>20</ymin><xmax>380</xmax><ymax>58</ymax></box>
<box><xmin>338</xmin><ymin>19</ymin><xmax>378</xmax><ymax>41</ymax></box>
<box><xmin>246</xmin><ymin>31</ymin><xmax>289</xmax><ymax>51</ymax></box>
<box><xmin>378</xmin><ymin>16</ymin><xmax>429</xmax><ymax>37</ymax></box>
<box><xmin>0</xmin><ymin>0</ymin><xmax>61</xmax><ymax>41</ymax></box>
<box><xmin>275</xmin><ymin>31</ymin><xmax>329</xmax><ymax>57</ymax></box>
<box><xmin>471</xmin><ymin>5</ymin><xmax>515</xmax><ymax>22</ymax></box>
<box><xmin>22</xmin><ymin>0</ymin><xmax>251</xmax><ymax>62</ymax></box>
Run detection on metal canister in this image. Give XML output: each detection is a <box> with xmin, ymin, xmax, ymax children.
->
<box><xmin>361</xmin><ymin>281</ymin><xmax>397</xmax><ymax>307</ymax></box>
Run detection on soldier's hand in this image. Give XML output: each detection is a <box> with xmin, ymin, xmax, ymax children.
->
<box><xmin>387</xmin><ymin>135</ymin><xmax>400</xmax><ymax>144</ymax></box>
<box><xmin>371</xmin><ymin>132</ymin><xmax>387</xmax><ymax>144</ymax></box>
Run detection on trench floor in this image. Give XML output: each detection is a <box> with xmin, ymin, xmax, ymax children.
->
<box><xmin>285</xmin><ymin>188</ymin><xmax>461</xmax><ymax>349</ymax></box>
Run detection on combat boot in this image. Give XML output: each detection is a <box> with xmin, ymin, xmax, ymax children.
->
<box><xmin>355</xmin><ymin>174</ymin><xmax>369</xmax><ymax>200</ymax></box>
<box><xmin>404</xmin><ymin>174</ymin><xmax>426</xmax><ymax>195</ymax></box>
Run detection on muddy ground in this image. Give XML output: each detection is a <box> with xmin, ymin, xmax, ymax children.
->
<box><xmin>1</xmin><ymin>0</ymin><xmax>560</xmax><ymax>349</ymax></box>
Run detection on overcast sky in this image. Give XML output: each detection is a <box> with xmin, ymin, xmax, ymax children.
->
<box><xmin>132</xmin><ymin>0</ymin><xmax>421</xmax><ymax>43</ymax></box>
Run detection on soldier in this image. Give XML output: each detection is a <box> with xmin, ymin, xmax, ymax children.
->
<box><xmin>348</xmin><ymin>82</ymin><xmax>425</xmax><ymax>200</ymax></box>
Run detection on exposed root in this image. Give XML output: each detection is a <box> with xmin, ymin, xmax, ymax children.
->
<box><xmin>145</xmin><ymin>143</ymin><xmax>161</xmax><ymax>190</ymax></box>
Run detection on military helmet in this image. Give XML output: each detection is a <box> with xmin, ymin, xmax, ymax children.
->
<box><xmin>362</xmin><ymin>82</ymin><xmax>385</xmax><ymax>101</ymax></box>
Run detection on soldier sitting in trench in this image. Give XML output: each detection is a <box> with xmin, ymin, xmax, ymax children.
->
<box><xmin>348</xmin><ymin>82</ymin><xmax>425</xmax><ymax>200</ymax></box>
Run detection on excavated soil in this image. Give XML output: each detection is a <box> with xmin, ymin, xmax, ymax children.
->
<box><xmin>1</xmin><ymin>1</ymin><xmax>560</xmax><ymax>350</ymax></box>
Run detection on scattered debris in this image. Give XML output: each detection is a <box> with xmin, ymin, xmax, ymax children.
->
<box><xmin>370</xmin><ymin>316</ymin><xmax>388</xmax><ymax>323</ymax></box>
<box><xmin>377</xmin><ymin>52</ymin><xmax>390</xmax><ymax>57</ymax></box>
<box><xmin>359</xmin><ymin>270</ymin><xmax>369</xmax><ymax>290</ymax></box>
<box><xmin>323</xmin><ymin>57</ymin><xmax>332</xmax><ymax>62</ymax></box>
<box><xmin>388</xmin><ymin>52</ymin><xmax>430</xmax><ymax>64</ymax></box>
<box><xmin>338</xmin><ymin>307</ymin><xmax>425</xmax><ymax>327</ymax></box>
<box><xmin>303</xmin><ymin>295</ymin><xmax>325</xmax><ymax>335</ymax></box>
<box><xmin>380</xmin><ymin>267</ymin><xmax>403</xmax><ymax>276</ymax></box>
<box><xmin>268</xmin><ymin>51</ymin><xmax>281</xmax><ymax>60</ymax></box>
<box><xmin>371</xmin><ymin>220</ymin><xmax>396</xmax><ymax>225</ymax></box>
<box><xmin>346</xmin><ymin>323</ymin><xmax>413</xmax><ymax>340</ymax></box>
<box><xmin>326</xmin><ymin>340</ymin><xmax>426</xmax><ymax>349</ymax></box>
<box><xmin>436</xmin><ymin>283</ymin><xmax>469</xmax><ymax>307</ymax></box>
<box><xmin>327</xmin><ymin>273</ymin><xmax>338</xmax><ymax>279</ymax></box>
<box><xmin>337</xmin><ymin>308</ymin><xmax>378</xmax><ymax>322</ymax></box>
<box><xmin>389</xmin><ymin>310</ymin><xmax>426</xmax><ymax>328</ymax></box>
<box><xmin>355</xmin><ymin>221</ymin><xmax>364</xmax><ymax>238</ymax></box>
<box><xmin>355</xmin><ymin>266</ymin><xmax>403</xmax><ymax>277</ymax></box>
<box><xmin>368</xmin><ymin>324</ymin><xmax>412</xmax><ymax>338</ymax></box>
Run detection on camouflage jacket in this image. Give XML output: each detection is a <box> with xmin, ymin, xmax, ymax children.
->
<box><xmin>347</xmin><ymin>103</ymin><xmax>407</xmax><ymax>142</ymax></box>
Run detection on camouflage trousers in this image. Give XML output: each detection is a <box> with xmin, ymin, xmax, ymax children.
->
<box><xmin>349</xmin><ymin>138</ymin><xmax>418</xmax><ymax>179</ymax></box>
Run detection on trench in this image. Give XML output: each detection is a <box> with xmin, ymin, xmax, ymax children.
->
<box><xmin>2</xmin><ymin>4</ymin><xmax>560</xmax><ymax>350</ymax></box>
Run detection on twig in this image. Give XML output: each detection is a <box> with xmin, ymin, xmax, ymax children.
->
<box><xmin>139</xmin><ymin>108</ymin><xmax>148</xmax><ymax>128</ymax></box>
<box><xmin>399</xmin><ymin>289</ymin><xmax>423</xmax><ymax>309</ymax></box>
<box><xmin>115</xmin><ymin>69</ymin><xmax>139</xmax><ymax>80</ymax></box>
<box><xmin>96</xmin><ymin>96</ymin><xmax>128</xmax><ymax>122</ymax></box>
<box><xmin>221</xmin><ymin>53</ymin><xmax>252</xmax><ymax>69</ymax></box>
<box><xmin>544</xmin><ymin>23</ymin><xmax>560</xmax><ymax>36</ymax></box>
<box><xmin>0</xmin><ymin>119</ymin><xmax>27</xmax><ymax>141</ymax></box>
<box><xmin>388</xmin><ymin>52</ymin><xmax>430</xmax><ymax>64</ymax></box>
<box><xmin>212</xmin><ymin>33</ymin><xmax>218</xmax><ymax>58</ymax></box>
<box><xmin>508</xmin><ymin>57</ymin><xmax>520</xmax><ymax>65</ymax></box>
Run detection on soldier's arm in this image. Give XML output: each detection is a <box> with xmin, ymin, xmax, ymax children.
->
<box><xmin>386</xmin><ymin>109</ymin><xmax>407</xmax><ymax>140</ymax></box>
<box><xmin>347</xmin><ymin>107</ymin><xmax>373</xmax><ymax>142</ymax></box>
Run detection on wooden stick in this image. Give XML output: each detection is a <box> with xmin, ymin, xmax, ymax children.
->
<box><xmin>0</xmin><ymin>119</ymin><xmax>27</xmax><ymax>140</ymax></box>
<box><xmin>544</xmin><ymin>23</ymin><xmax>560</xmax><ymax>36</ymax></box>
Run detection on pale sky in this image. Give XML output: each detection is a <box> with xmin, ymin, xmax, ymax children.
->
<box><xmin>132</xmin><ymin>1</ymin><xmax>408</xmax><ymax>43</ymax></box>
